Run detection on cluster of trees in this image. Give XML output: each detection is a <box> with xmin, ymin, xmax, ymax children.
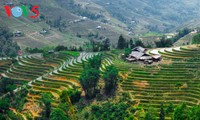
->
<box><xmin>103</xmin><ymin>65</ymin><xmax>119</xmax><ymax>95</ymax></box>
<box><xmin>0</xmin><ymin>26</ymin><xmax>20</xmax><ymax>57</ymax></box>
<box><xmin>79</xmin><ymin>55</ymin><xmax>119</xmax><ymax>99</ymax></box>
<box><xmin>192</xmin><ymin>33</ymin><xmax>200</xmax><ymax>44</ymax></box>
<box><xmin>0</xmin><ymin>77</ymin><xmax>16</xmax><ymax>94</ymax></box>
<box><xmin>25</xmin><ymin>47</ymin><xmax>44</xmax><ymax>53</ymax></box>
<box><xmin>117</xmin><ymin>35</ymin><xmax>145</xmax><ymax>49</ymax></box>
<box><xmin>172</xmin><ymin>28</ymin><xmax>191</xmax><ymax>43</ymax></box>
<box><xmin>41</xmin><ymin>87</ymin><xmax>81</xmax><ymax>120</ymax></box>
<box><xmin>89</xmin><ymin>38</ymin><xmax>111</xmax><ymax>52</ymax></box>
<box><xmin>155</xmin><ymin>36</ymin><xmax>173</xmax><ymax>47</ymax></box>
<box><xmin>155</xmin><ymin>28</ymin><xmax>191</xmax><ymax>47</ymax></box>
<box><xmin>54</xmin><ymin>45</ymin><xmax>83</xmax><ymax>52</ymax></box>
<box><xmin>25</xmin><ymin>45</ymin><xmax>84</xmax><ymax>54</ymax></box>
<box><xmin>91</xmin><ymin>102</ymin><xmax>130</xmax><ymax>120</ymax></box>
<box><xmin>145</xmin><ymin>103</ymin><xmax>200</xmax><ymax>120</ymax></box>
<box><xmin>79</xmin><ymin>55</ymin><xmax>102</xmax><ymax>99</ymax></box>
<box><xmin>0</xmin><ymin>86</ymin><xmax>28</xmax><ymax>120</ymax></box>
<box><xmin>0</xmin><ymin>98</ymin><xmax>23</xmax><ymax>120</ymax></box>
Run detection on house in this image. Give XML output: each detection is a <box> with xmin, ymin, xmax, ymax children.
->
<box><xmin>126</xmin><ymin>46</ymin><xmax>162</xmax><ymax>64</ymax></box>
<box><xmin>96</xmin><ymin>26</ymin><xmax>102</xmax><ymax>29</ymax></box>
<box><xmin>48</xmin><ymin>50</ymin><xmax>55</xmax><ymax>54</ymax></box>
<box><xmin>14</xmin><ymin>31</ymin><xmax>23</xmax><ymax>37</ymax></box>
<box><xmin>5</xmin><ymin>2</ymin><xmax>14</xmax><ymax>7</ymax></box>
<box><xmin>40</xmin><ymin>29</ymin><xmax>48</xmax><ymax>35</ymax></box>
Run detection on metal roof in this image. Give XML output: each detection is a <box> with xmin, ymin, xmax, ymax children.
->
<box><xmin>130</xmin><ymin>51</ymin><xmax>144</xmax><ymax>59</ymax></box>
<box><xmin>132</xmin><ymin>46</ymin><xmax>146</xmax><ymax>53</ymax></box>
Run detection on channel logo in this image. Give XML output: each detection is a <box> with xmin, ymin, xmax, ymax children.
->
<box><xmin>4</xmin><ymin>5</ymin><xmax>39</xmax><ymax>19</ymax></box>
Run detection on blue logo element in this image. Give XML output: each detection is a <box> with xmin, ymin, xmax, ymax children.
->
<box><xmin>11</xmin><ymin>6</ymin><xmax>23</xmax><ymax>18</ymax></box>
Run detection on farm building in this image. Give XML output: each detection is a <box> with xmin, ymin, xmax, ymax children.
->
<box><xmin>13</xmin><ymin>31</ymin><xmax>23</xmax><ymax>37</ymax></box>
<box><xmin>126</xmin><ymin>46</ymin><xmax>161</xmax><ymax>64</ymax></box>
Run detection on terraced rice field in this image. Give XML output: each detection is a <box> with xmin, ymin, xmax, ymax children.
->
<box><xmin>0</xmin><ymin>51</ymin><xmax>117</xmax><ymax>117</ymax></box>
<box><xmin>117</xmin><ymin>45</ymin><xmax>200</xmax><ymax>119</ymax></box>
<box><xmin>1</xmin><ymin>45</ymin><xmax>199</xmax><ymax>119</ymax></box>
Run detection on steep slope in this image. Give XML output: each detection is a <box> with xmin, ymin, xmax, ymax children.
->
<box><xmin>0</xmin><ymin>0</ymin><xmax>132</xmax><ymax>48</ymax></box>
<box><xmin>92</xmin><ymin>0</ymin><xmax>200</xmax><ymax>33</ymax></box>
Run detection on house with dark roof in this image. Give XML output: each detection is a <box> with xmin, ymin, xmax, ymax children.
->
<box><xmin>126</xmin><ymin>46</ymin><xmax>161</xmax><ymax>64</ymax></box>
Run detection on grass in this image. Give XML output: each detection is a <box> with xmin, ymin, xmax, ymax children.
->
<box><xmin>142</xmin><ymin>32</ymin><xmax>163</xmax><ymax>37</ymax></box>
<box><xmin>59</xmin><ymin>51</ymin><xmax>80</xmax><ymax>57</ymax></box>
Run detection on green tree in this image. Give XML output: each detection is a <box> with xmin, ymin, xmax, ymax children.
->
<box><xmin>60</xmin><ymin>90</ymin><xmax>70</xmax><ymax>103</ymax></box>
<box><xmin>80</xmin><ymin>55</ymin><xmax>102</xmax><ymax>99</ymax></box>
<box><xmin>135</xmin><ymin>39</ymin><xmax>145</xmax><ymax>47</ymax></box>
<box><xmin>189</xmin><ymin>105</ymin><xmax>200</xmax><ymax>120</ymax></box>
<box><xmin>103</xmin><ymin>65</ymin><xmax>119</xmax><ymax>95</ymax></box>
<box><xmin>166</xmin><ymin>102</ymin><xmax>174</xmax><ymax>114</ymax></box>
<box><xmin>102</xmin><ymin>38</ymin><xmax>110</xmax><ymax>51</ymax></box>
<box><xmin>50</xmin><ymin>108</ymin><xmax>69</xmax><ymax>120</ymax></box>
<box><xmin>117</xmin><ymin>35</ymin><xmax>126</xmax><ymax>49</ymax></box>
<box><xmin>159</xmin><ymin>103</ymin><xmax>165</xmax><ymax>120</ymax></box>
<box><xmin>0</xmin><ymin>25</ymin><xmax>20</xmax><ymax>57</ymax></box>
<box><xmin>192</xmin><ymin>34</ymin><xmax>200</xmax><ymax>44</ymax></box>
<box><xmin>80</xmin><ymin>68</ymin><xmax>100</xmax><ymax>99</ymax></box>
<box><xmin>0</xmin><ymin>77</ymin><xmax>16</xmax><ymax>93</ymax></box>
<box><xmin>125</xmin><ymin>48</ymin><xmax>131</xmax><ymax>57</ymax></box>
<box><xmin>41</xmin><ymin>92</ymin><xmax>53</xmax><ymax>119</ymax></box>
<box><xmin>129</xmin><ymin>38</ymin><xmax>134</xmax><ymax>49</ymax></box>
<box><xmin>145</xmin><ymin>108</ymin><xmax>156</xmax><ymax>120</ymax></box>
<box><xmin>173</xmin><ymin>103</ymin><xmax>189</xmax><ymax>120</ymax></box>
<box><xmin>0</xmin><ymin>99</ymin><xmax>9</xmax><ymax>113</ymax></box>
<box><xmin>155</xmin><ymin>36</ymin><xmax>173</xmax><ymax>47</ymax></box>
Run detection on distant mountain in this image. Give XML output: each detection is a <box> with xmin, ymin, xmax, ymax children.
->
<box><xmin>1</xmin><ymin>0</ymin><xmax>200</xmax><ymax>48</ymax></box>
<box><xmin>92</xmin><ymin>0</ymin><xmax>200</xmax><ymax>33</ymax></box>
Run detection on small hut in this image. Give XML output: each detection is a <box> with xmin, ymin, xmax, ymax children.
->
<box><xmin>14</xmin><ymin>31</ymin><xmax>23</xmax><ymax>37</ymax></box>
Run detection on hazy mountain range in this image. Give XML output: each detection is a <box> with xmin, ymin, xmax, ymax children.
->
<box><xmin>1</xmin><ymin>0</ymin><xmax>200</xmax><ymax>48</ymax></box>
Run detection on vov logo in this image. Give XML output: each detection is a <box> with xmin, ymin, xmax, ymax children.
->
<box><xmin>4</xmin><ymin>5</ymin><xmax>40</xmax><ymax>19</ymax></box>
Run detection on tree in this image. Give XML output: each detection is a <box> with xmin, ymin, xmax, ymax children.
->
<box><xmin>166</xmin><ymin>102</ymin><xmax>174</xmax><ymax>114</ymax></box>
<box><xmin>129</xmin><ymin>38</ymin><xmax>134</xmax><ymax>49</ymax></box>
<box><xmin>50</xmin><ymin>108</ymin><xmax>69</xmax><ymax>120</ymax></box>
<box><xmin>189</xmin><ymin>105</ymin><xmax>200</xmax><ymax>120</ymax></box>
<box><xmin>0</xmin><ymin>99</ymin><xmax>10</xmax><ymax>114</ymax></box>
<box><xmin>102</xmin><ymin>38</ymin><xmax>110</xmax><ymax>51</ymax></box>
<box><xmin>145</xmin><ymin>108</ymin><xmax>156</xmax><ymax>120</ymax></box>
<box><xmin>173</xmin><ymin>103</ymin><xmax>189</xmax><ymax>120</ymax></box>
<box><xmin>54</xmin><ymin>45</ymin><xmax>67</xmax><ymax>51</ymax></box>
<box><xmin>135</xmin><ymin>39</ymin><xmax>145</xmax><ymax>47</ymax></box>
<box><xmin>192</xmin><ymin>34</ymin><xmax>200</xmax><ymax>44</ymax></box>
<box><xmin>159</xmin><ymin>103</ymin><xmax>165</xmax><ymax>120</ymax></box>
<box><xmin>66</xmin><ymin>87</ymin><xmax>81</xmax><ymax>103</ymax></box>
<box><xmin>0</xmin><ymin>77</ymin><xmax>16</xmax><ymax>93</ymax></box>
<box><xmin>80</xmin><ymin>68</ymin><xmax>100</xmax><ymax>99</ymax></box>
<box><xmin>79</xmin><ymin>55</ymin><xmax>102</xmax><ymax>99</ymax></box>
<box><xmin>41</xmin><ymin>93</ymin><xmax>53</xmax><ymax>119</ymax></box>
<box><xmin>0</xmin><ymin>25</ymin><xmax>20</xmax><ymax>57</ymax></box>
<box><xmin>117</xmin><ymin>35</ymin><xmax>126</xmax><ymax>49</ymax></box>
<box><xmin>155</xmin><ymin>36</ymin><xmax>172</xmax><ymax>47</ymax></box>
<box><xmin>103</xmin><ymin>65</ymin><xmax>119</xmax><ymax>95</ymax></box>
<box><xmin>125</xmin><ymin>48</ymin><xmax>131</xmax><ymax>57</ymax></box>
<box><xmin>60</xmin><ymin>90</ymin><xmax>70</xmax><ymax>103</ymax></box>
<box><xmin>78</xmin><ymin>46</ymin><xmax>83</xmax><ymax>51</ymax></box>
